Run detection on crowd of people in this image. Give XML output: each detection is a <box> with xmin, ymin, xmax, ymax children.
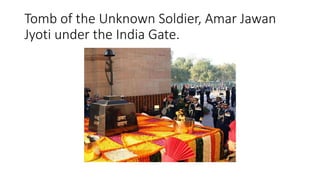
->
<box><xmin>164</xmin><ymin>84</ymin><xmax>236</xmax><ymax>159</ymax></box>
<box><xmin>160</xmin><ymin>94</ymin><xmax>204</xmax><ymax>122</ymax></box>
<box><xmin>84</xmin><ymin>84</ymin><xmax>236</xmax><ymax>160</ymax></box>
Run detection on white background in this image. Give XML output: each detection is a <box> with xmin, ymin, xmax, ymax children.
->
<box><xmin>1</xmin><ymin>0</ymin><xmax>320</xmax><ymax>179</ymax></box>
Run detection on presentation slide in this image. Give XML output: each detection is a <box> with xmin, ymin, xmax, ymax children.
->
<box><xmin>1</xmin><ymin>0</ymin><xmax>319</xmax><ymax>179</ymax></box>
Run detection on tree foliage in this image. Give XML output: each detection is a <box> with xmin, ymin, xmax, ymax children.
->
<box><xmin>171</xmin><ymin>57</ymin><xmax>193</xmax><ymax>83</ymax></box>
<box><xmin>190</xmin><ymin>59</ymin><xmax>215</xmax><ymax>82</ymax></box>
<box><xmin>171</xmin><ymin>57</ymin><xmax>236</xmax><ymax>83</ymax></box>
<box><xmin>215</xmin><ymin>63</ymin><xmax>236</xmax><ymax>82</ymax></box>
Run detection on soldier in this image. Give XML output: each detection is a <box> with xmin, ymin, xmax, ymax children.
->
<box><xmin>216</xmin><ymin>103</ymin><xmax>235</xmax><ymax>147</ymax></box>
<box><xmin>205</xmin><ymin>85</ymin><xmax>211</xmax><ymax>100</ymax></box>
<box><xmin>231</xmin><ymin>86</ymin><xmax>236</xmax><ymax>107</ymax></box>
<box><xmin>84</xmin><ymin>88</ymin><xmax>91</xmax><ymax>118</ymax></box>
<box><xmin>199</xmin><ymin>87</ymin><xmax>205</xmax><ymax>109</ymax></box>
<box><xmin>161</xmin><ymin>95</ymin><xmax>177</xmax><ymax>119</ymax></box>
<box><xmin>189</xmin><ymin>98</ymin><xmax>203</xmax><ymax>122</ymax></box>
<box><xmin>84</xmin><ymin>98</ymin><xmax>91</xmax><ymax>118</ymax></box>
<box><xmin>207</xmin><ymin>96</ymin><xmax>223</xmax><ymax>127</ymax></box>
<box><xmin>176</xmin><ymin>97</ymin><xmax>186</xmax><ymax>112</ymax></box>
<box><xmin>188</xmin><ymin>86</ymin><xmax>196</xmax><ymax>96</ymax></box>
<box><xmin>225</xmin><ymin>87</ymin><xmax>230</xmax><ymax>105</ymax></box>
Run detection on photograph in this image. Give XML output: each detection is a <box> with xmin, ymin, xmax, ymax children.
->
<box><xmin>84</xmin><ymin>48</ymin><xmax>236</xmax><ymax>162</ymax></box>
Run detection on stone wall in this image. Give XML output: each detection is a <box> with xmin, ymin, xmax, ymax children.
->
<box><xmin>84</xmin><ymin>48</ymin><xmax>171</xmax><ymax>97</ymax></box>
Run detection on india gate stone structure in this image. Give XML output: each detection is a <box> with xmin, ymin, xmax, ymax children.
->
<box><xmin>84</xmin><ymin>48</ymin><xmax>172</xmax><ymax>112</ymax></box>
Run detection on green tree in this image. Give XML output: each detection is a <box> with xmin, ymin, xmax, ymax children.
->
<box><xmin>171</xmin><ymin>56</ymin><xmax>236</xmax><ymax>85</ymax></box>
<box><xmin>217</xmin><ymin>63</ymin><xmax>235</xmax><ymax>81</ymax></box>
<box><xmin>171</xmin><ymin>57</ymin><xmax>193</xmax><ymax>83</ymax></box>
<box><xmin>190</xmin><ymin>59</ymin><xmax>215</xmax><ymax>82</ymax></box>
<box><xmin>214</xmin><ymin>63</ymin><xmax>236</xmax><ymax>87</ymax></box>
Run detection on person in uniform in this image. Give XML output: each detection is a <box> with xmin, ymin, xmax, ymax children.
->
<box><xmin>84</xmin><ymin>87</ymin><xmax>91</xmax><ymax>118</ymax></box>
<box><xmin>199</xmin><ymin>87</ymin><xmax>205</xmax><ymax>109</ymax></box>
<box><xmin>188</xmin><ymin>86</ymin><xmax>196</xmax><ymax>96</ymax></box>
<box><xmin>205</xmin><ymin>85</ymin><xmax>211</xmax><ymax>100</ymax></box>
<box><xmin>188</xmin><ymin>97</ymin><xmax>203</xmax><ymax>122</ymax></box>
<box><xmin>161</xmin><ymin>95</ymin><xmax>177</xmax><ymax>119</ymax></box>
<box><xmin>225</xmin><ymin>87</ymin><xmax>230</xmax><ymax>105</ymax></box>
<box><xmin>216</xmin><ymin>103</ymin><xmax>235</xmax><ymax>148</ymax></box>
<box><xmin>176</xmin><ymin>97</ymin><xmax>186</xmax><ymax>112</ymax></box>
<box><xmin>231</xmin><ymin>86</ymin><xmax>236</xmax><ymax>107</ymax></box>
<box><xmin>207</xmin><ymin>96</ymin><xmax>223</xmax><ymax>127</ymax></box>
<box><xmin>84</xmin><ymin>98</ymin><xmax>91</xmax><ymax>118</ymax></box>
